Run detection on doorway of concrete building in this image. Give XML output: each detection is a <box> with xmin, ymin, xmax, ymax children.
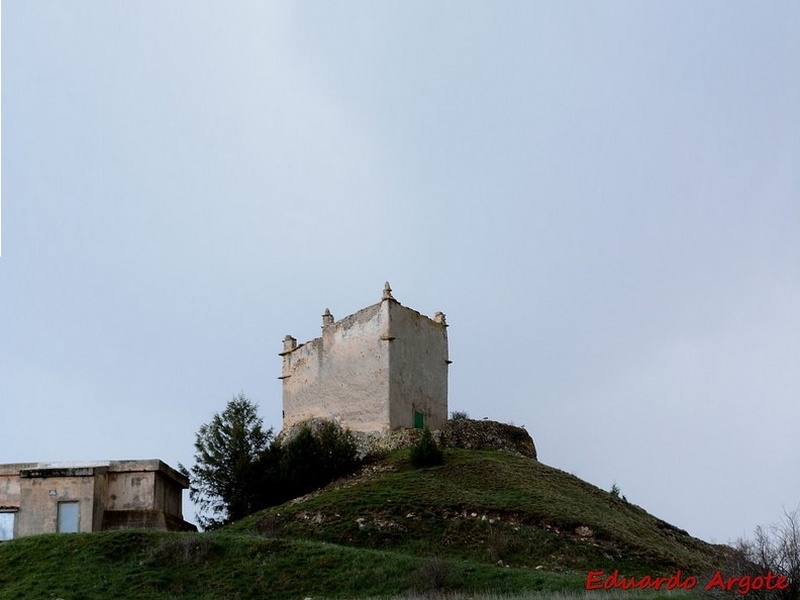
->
<box><xmin>0</xmin><ymin>511</ymin><xmax>15</xmax><ymax>540</ymax></box>
<box><xmin>57</xmin><ymin>501</ymin><xmax>79</xmax><ymax>533</ymax></box>
<box><xmin>413</xmin><ymin>410</ymin><xmax>425</xmax><ymax>429</ymax></box>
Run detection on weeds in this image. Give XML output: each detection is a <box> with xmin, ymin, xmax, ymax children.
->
<box><xmin>487</xmin><ymin>527</ymin><xmax>513</xmax><ymax>564</ymax></box>
<box><xmin>142</xmin><ymin>534</ymin><xmax>219</xmax><ymax>567</ymax></box>
<box><xmin>412</xmin><ymin>556</ymin><xmax>453</xmax><ymax>593</ymax></box>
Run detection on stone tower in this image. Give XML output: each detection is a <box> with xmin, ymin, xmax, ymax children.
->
<box><xmin>280</xmin><ymin>283</ymin><xmax>449</xmax><ymax>433</ymax></box>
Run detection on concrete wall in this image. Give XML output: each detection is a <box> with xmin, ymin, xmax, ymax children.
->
<box><xmin>92</xmin><ymin>468</ymin><xmax>108</xmax><ymax>533</ymax></box>
<box><xmin>16</xmin><ymin>466</ymin><xmax>105</xmax><ymax>536</ymax></box>
<box><xmin>153</xmin><ymin>472</ymin><xmax>183</xmax><ymax>517</ymax></box>
<box><xmin>0</xmin><ymin>460</ymin><xmax>192</xmax><ymax>538</ymax></box>
<box><xmin>0</xmin><ymin>464</ymin><xmax>31</xmax><ymax>540</ymax></box>
<box><xmin>0</xmin><ymin>464</ymin><xmax>26</xmax><ymax>507</ymax></box>
<box><xmin>281</xmin><ymin>286</ymin><xmax>449</xmax><ymax>433</ymax></box>
<box><xmin>107</xmin><ymin>471</ymin><xmax>156</xmax><ymax>511</ymax></box>
<box><xmin>106</xmin><ymin>460</ymin><xmax>187</xmax><ymax>515</ymax></box>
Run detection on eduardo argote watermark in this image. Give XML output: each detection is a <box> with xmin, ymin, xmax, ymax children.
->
<box><xmin>586</xmin><ymin>569</ymin><xmax>790</xmax><ymax>595</ymax></box>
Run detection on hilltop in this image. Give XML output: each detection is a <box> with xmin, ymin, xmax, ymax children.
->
<box><xmin>232</xmin><ymin>444</ymin><xmax>730</xmax><ymax>576</ymax></box>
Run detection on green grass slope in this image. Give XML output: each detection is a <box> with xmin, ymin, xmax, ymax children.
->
<box><xmin>0</xmin><ymin>448</ymin><xmax>731</xmax><ymax>599</ymax></box>
<box><xmin>234</xmin><ymin>448</ymin><xmax>731</xmax><ymax>576</ymax></box>
<box><xmin>0</xmin><ymin>530</ymin><xmax>585</xmax><ymax>599</ymax></box>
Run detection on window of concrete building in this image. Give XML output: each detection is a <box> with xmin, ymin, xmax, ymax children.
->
<box><xmin>0</xmin><ymin>511</ymin><xmax>16</xmax><ymax>541</ymax></box>
<box><xmin>413</xmin><ymin>410</ymin><xmax>425</xmax><ymax>429</ymax></box>
<box><xmin>57</xmin><ymin>501</ymin><xmax>79</xmax><ymax>533</ymax></box>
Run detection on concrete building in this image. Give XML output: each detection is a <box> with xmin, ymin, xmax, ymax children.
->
<box><xmin>280</xmin><ymin>282</ymin><xmax>449</xmax><ymax>433</ymax></box>
<box><xmin>0</xmin><ymin>459</ymin><xmax>195</xmax><ymax>540</ymax></box>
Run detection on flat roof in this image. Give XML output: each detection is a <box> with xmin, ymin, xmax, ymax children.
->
<box><xmin>0</xmin><ymin>460</ymin><xmax>189</xmax><ymax>487</ymax></box>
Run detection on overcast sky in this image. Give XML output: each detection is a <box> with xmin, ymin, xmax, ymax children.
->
<box><xmin>2</xmin><ymin>2</ymin><xmax>799</xmax><ymax>545</ymax></box>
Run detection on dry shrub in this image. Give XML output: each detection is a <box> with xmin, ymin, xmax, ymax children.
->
<box><xmin>255</xmin><ymin>514</ymin><xmax>281</xmax><ymax>537</ymax></box>
<box><xmin>487</xmin><ymin>526</ymin><xmax>512</xmax><ymax>563</ymax></box>
<box><xmin>143</xmin><ymin>535</ymin><xmax>219</xmax><ymax>566</ymax></box>
<box><xmin>412</xmin><ymin>556</ymin><xmax>453</xmax><ymax>593</ymax></box>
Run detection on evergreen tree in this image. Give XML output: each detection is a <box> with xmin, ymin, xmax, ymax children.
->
<box><xmin>181</xmin><ymin>394</ymin><xmax>272</xmax><ymax>529</ymax></box>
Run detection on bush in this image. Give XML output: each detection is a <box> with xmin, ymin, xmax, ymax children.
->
<box><xmin>735</xmin><ymin>507</ymin><xmax>800</xmax><ymax>600</ymax></box>
<box><xmin>315</xmin><ymin>420</ymin><xmax>360</xmax><ymax>476</ymax></box>
<box><xmin>410</xmin><ymin>428</ymin><xmax>444</xmax><ymax>468</ymax></box>
<box><xmin>449</xmin><ymin>410</ymin><xmax>470</xmax><ymax>421</ymax></box>
<box><xmin>278</xmin><ymin>421</ymin><xmax>360</xmax><ymax>499</ymax></box>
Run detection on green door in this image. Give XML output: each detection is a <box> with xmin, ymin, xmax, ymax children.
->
<box><xmin>413</xmin><ymin>410</ymin><xmax>425</xmax><ymax>429</ymax></box>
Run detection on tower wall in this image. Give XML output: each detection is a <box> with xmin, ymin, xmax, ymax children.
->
<box><xmin>281</xmin><ymin>302</ymin><xmax>391</xmax><ymax>432</ymax></box>
<box><xmin>280</xmin><ymin>285</ymin><xmax>449</xmax><ymax>433</ymax></box>
<box><xmin>386</xmin><ymin>301</ymin><xmax>449</xmax><ymax>430</ymax></box>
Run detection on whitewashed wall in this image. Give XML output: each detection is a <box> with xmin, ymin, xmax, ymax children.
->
<box><xmin>281</xmin><ymin>293</ymin><xmax>449</xmax><ymax>433</ymax></box>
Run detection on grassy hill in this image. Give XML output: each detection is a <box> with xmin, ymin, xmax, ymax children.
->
<box><xmin>232</xmin><ymin>448</ymin><xmax>730</xmax><ymax>575</ymax></box>
<box><xmin>0</xmin><ymin>530</ymin><xmax>594</xmax><ymax>599</ymax></box>
<box><xmin>0</xmin><ymin>447</ymin><xmax>732</xmax><ymax>599</ymax></box>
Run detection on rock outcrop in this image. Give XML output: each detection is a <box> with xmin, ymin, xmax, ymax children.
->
<box><xmin>439</xmin><ymin>418</ymin><xmax>536</xmax><ymax>459</ymax></box>
<box><xmin>342</xmin><ymin>418</ymin><xmax>537</xmax><ymax>460</ymax></box>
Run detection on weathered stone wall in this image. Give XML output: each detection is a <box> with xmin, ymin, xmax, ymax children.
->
<box><xmin>387</xmin><ymin>302</ymin><xmax>449</xmax><ymax>430</ymax></box>
<box><xmin>282</xmin><ymin>302</ymin><xmax>391</xmax><ymax>432</ymax></box>
<box><xmin>280</xmin><ymin>285</ymin><xmax>449</xmax><ymax>434</ymax></box>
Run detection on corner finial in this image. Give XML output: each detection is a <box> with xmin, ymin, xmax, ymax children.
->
<box><xmin>434</xmin><ymin>311</ymin><xmax>447</xmax><ymax>326</ymax></box>
<box><xmin>382</xmin><ymin>281</ymin><xmax>394</xmax><ymax>301</ymax></box>
<box><xmin>282</xmin><ymin>335</ymin><xmax>297</xmax><ymax>353</ymax></box>
<box><xmin>322</xmin><ymin>308</ymin><xmax>334</xmax><ymax>327</ymax></box>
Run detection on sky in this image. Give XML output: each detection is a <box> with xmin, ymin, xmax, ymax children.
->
<box><xmin>2</xmin><ymin>1</ymin><xmax>799</xmax><ymax>546</ymax></box>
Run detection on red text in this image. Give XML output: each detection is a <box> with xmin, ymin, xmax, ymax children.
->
<box><xmin>586</xmin><ymin>570</ymin><xmax>697</xmax><ymax>591</ymax></box>
<box><xmin>704</xmin><ymin>571</ymin><xmax>789</xmax><ymax>595</ymax></box>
